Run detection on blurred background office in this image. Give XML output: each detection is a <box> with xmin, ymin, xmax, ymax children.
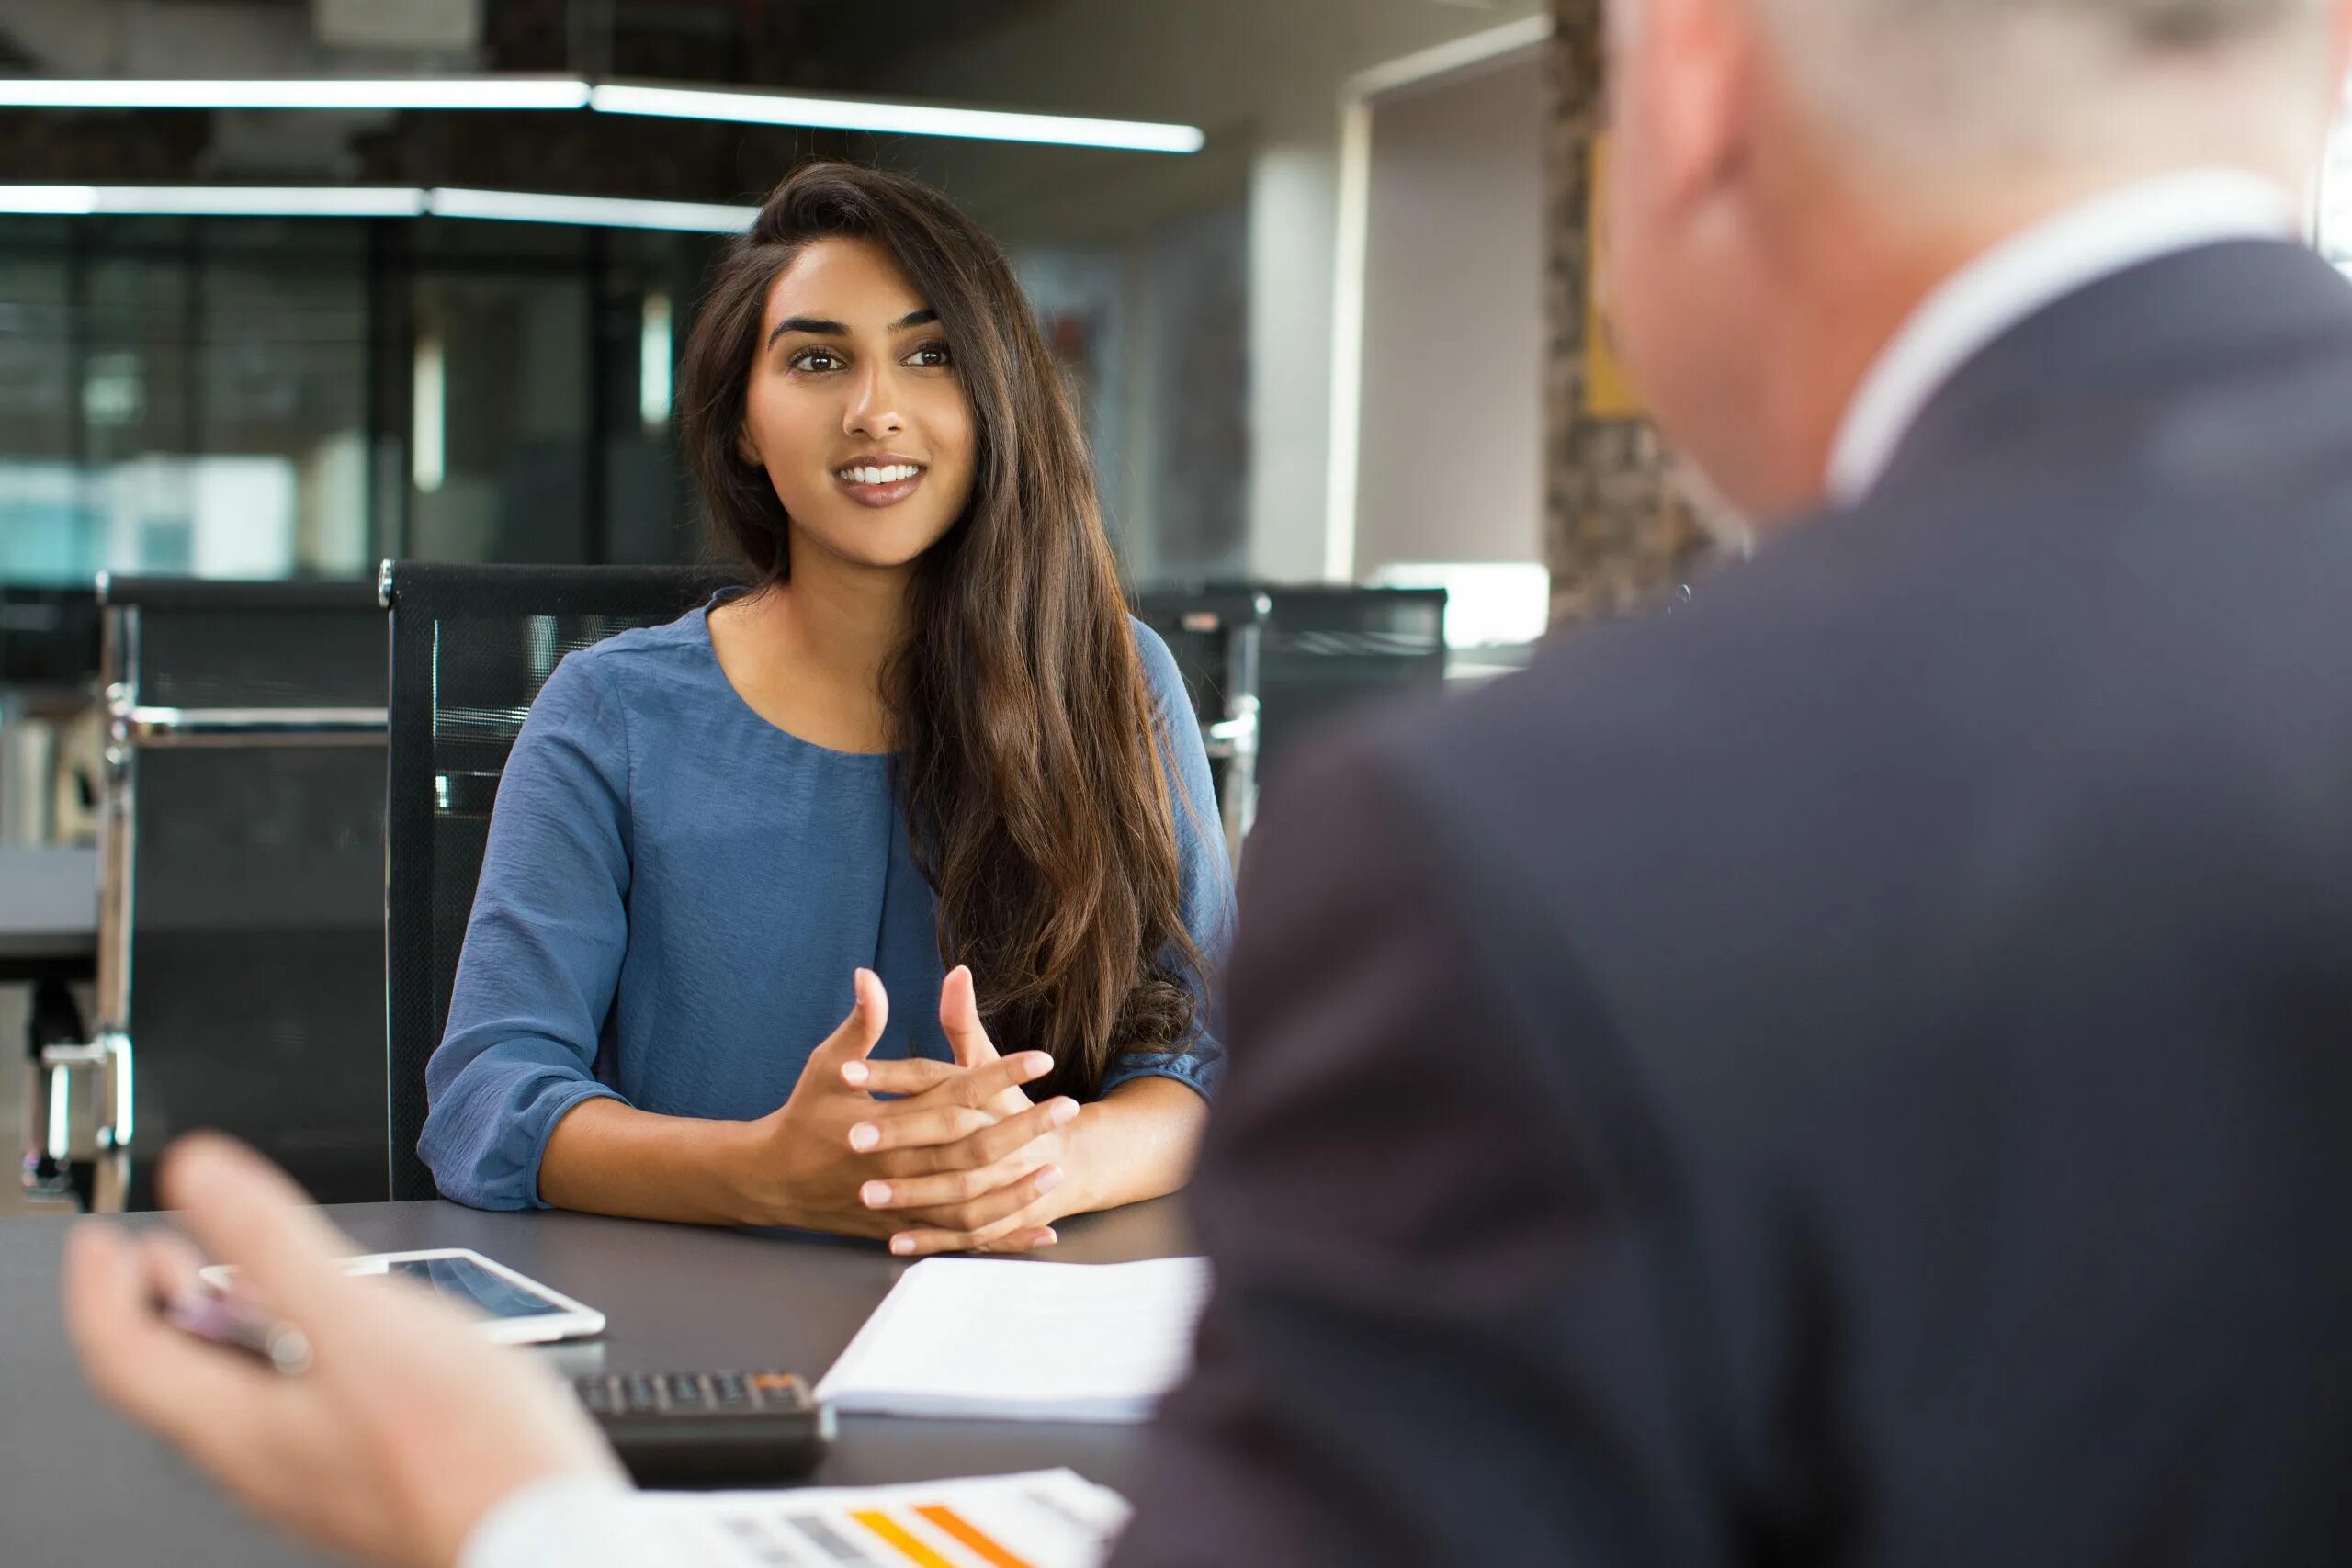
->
<box><xmin>5</xmin><ymin>0</ymin><xmax>2350</xmax><ymax>1217</ymax></box>
<box><xmin>0</xmin><ymin>0</ymin><xmax>1586</xmax><ymax>600</ymax></box>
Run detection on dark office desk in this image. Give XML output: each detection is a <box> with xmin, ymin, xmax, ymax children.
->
<box><xmin>0</xmin><ymin>1194</ymin><xmax>1194</xmax><ymax>1567</ymax></box>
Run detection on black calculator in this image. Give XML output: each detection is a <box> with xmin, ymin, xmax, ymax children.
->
<box><xmin>571</xmin><ymin>1370</ymin><xmax>834</xmax><ymax>1488</ymax></box>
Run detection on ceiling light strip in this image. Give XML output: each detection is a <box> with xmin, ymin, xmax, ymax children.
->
<box><xmin>586</xmin><ymin>83</ymin><xmax>1205</xmax><ymax>153</ymax></box>
<box><xmin>0</xmin><ymin>184</ymin><xmax>429</xmax><ymax>217</ymax></box>
<box><xmin>0</xmin><ymin>76</ymin><xmax>1205</xmax><ymax>153</ymax></box>
<box><xmin>0</xmin><ymin>77</ymin><xmax>590</xmax><ymax>110</ymax></box>
<box><xmin>429</xmin><ymin>187</ymin><xmax>756</xmax><ymax>232</ymax></box>
<box><xmin>0</xmin><ymin>184</ymin><xmax>754</xmax><ymax>231</ymax></box>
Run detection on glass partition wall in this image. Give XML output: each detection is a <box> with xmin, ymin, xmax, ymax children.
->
<box><xmin>0</xmin><ymin>215</ymin><xmax>720</xmax><ymax>585</ymax></box>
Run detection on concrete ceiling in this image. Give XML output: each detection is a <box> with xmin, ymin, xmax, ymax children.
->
<box><xmin>0</xmin><ymin>0</ymin><xmax>1060</xmax><ymax>198</ymax></box>
<box><xmin>0</xmin><ymin>0</ymin><xmax>1044</xmax><ymax>90</ymax></box>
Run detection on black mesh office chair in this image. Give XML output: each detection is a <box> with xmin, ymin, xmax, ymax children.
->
<box><xmin>34</xmin><ymin>578</ymin><xmax>390</xmax><ymax>1211</ymax></box>
<box><xmin>381</xmin><ymin>562</ymin><xmax>740</xmax><ymax>1201</ymax></box>
<box><xmin>1139</xmin><ymin>583</ymin><xmax>1449</xmax><ymax>817</ymax></box>
<box><xmin>5</xmin><ymin>584</ymin><xmax>104</xmax><ymax>1204</ymax></box>
<box><xmin>1133</xmin><ymin>589</ymin><xmax>1268</xmax><ymax>864</ymax></box>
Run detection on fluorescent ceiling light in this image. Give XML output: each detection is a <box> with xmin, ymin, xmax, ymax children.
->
<box><xmin>0</xmin><ymin>77</ymin><xmax>590</xmax><ymax>110</ymax></box>
<box><xmin>0</xmin><ymin>184</ymin><xmax>428</xmax><ymax>217</ymax></box>
<box><xmin>0</xmin><ymin>184</ymin><xmax>742</xmax><ymax>230</ymax></box>
<box><xmin>588</xmin><ymin>83</ymin><xmax>1205</xmax><ymax>153</ymax></box>
<box><xmin>0</xmin><ymin>75</ymin><xmax>1204</xmax><ymax>153</ymax></box>
<box><xmin>0</xmin><ymin>185</ymin><xmax>99</xmax><ymax>213</ymax></box>
<box><xmin>428</xmin><ymin>187</ymin><xmax>754</xmax><ymax>232</ymax></box>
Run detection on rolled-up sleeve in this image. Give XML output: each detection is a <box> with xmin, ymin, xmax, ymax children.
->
<box><xmin>1102</xmin><ymin>621</ymin><xmax>1236</xmax><ymax>1101</ymax></box>
<box><xmin>419</xmin><ymin>652</ymin><xmax>635</xmax><ymax>1209</ymax></box>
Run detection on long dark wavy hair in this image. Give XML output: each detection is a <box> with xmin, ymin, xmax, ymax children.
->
<box><xmin>678</xmin><ymin>162</ymin><xmax>1205</xmax><ymax>1101</ymax></box>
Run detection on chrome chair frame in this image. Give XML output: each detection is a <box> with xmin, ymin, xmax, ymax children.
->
<box><xmin>28</xmin><ymin>579</ymin><xmax>387</xmax><ymax>1212</ymax></box>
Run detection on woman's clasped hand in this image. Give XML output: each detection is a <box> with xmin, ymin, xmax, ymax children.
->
<box><xmin>737</xmin><ymin>965</ymin><xmax>1086</xmax><ymax>1257</ymax></box>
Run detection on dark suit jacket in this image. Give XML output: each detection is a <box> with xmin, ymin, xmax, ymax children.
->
<box><xmin>1112</xmin><ymin>240</ymin><xmax>2352</xmax><ymax>1566</ymax></box>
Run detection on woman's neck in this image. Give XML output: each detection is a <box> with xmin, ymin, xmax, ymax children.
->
<box><xmin>707</xmin><ymin>547</ymin><xmax>916</xmax><ymax>753</ymax></box>
<box><xmin>772</xmin><ymin>551</ymin><xmax>911</xmax><ymax>701</ymax></box>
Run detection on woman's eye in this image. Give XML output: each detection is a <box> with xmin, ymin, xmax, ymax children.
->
<box><xmin>790</xmin><ymin>349</ymin><xmax>843</xmax><ymax>372</ymax></box>
<box><xmin>907</xmin><ymin>342</ymin><xmax>953</xmax><ymax>368</ymax></box>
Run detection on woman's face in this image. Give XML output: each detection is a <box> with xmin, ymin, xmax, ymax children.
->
<box><xmin>740</xmin><ymin>235</ymin><xmax>978</xmax><ymax>573</ymax></box>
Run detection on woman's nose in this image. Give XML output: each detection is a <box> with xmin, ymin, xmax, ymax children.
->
<box><xmin>843</xmin><ymin>362</ymin><xmax>906</xmax><ymax>439</ymax></box>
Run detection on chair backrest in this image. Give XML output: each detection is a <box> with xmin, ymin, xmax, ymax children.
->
<box><xmin>1133</xmin><ymin>588</ymin><xmax>1270</xmax><ymax>863</ymax></box>
<box><xmin>381</xmin><ymin>562</ymin><xmax>740</xmax><ymax>1200</ymax></box>
<box><xmin>1133</xmin><ymin>590</ymin><xmax>1264</xmax><ymax>728</ymax></box>
<box><xmin>1141</xmin><ymin>583</ymin><xmax>1449</xmax><ymax>791</ymax></box>
<box><xmin>96</xmin><ymin>576</ymin><xmax>390</xmax><ymax>1208</ymax></box>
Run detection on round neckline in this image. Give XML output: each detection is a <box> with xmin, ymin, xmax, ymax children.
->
<box><xmin>695</xmin><ymin>588</ymin><xmax>895</xmax><ymax>762</ymax></box>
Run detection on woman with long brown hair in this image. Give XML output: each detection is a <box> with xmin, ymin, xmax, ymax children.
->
<box><xmin>418</xmin><ymin>163</ymin><xmax>1228</xmax><ymax>1256</ymax></box>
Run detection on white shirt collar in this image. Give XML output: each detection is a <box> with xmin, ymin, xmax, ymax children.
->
<box><xmin>1825</xmin><ymin>169</ymin><xmax>2301</xmax><ymax>505</ymax></box>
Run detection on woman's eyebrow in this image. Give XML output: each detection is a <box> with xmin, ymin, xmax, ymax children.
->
<box><xmin>765</xmin><ymin>308</ymin><xmax>939</xmax><ymax>349</ymax></box>
<box><xmin>768</xmin><ymin>315</ymin><xmax>844</xmax><ymax>347</ymax></box>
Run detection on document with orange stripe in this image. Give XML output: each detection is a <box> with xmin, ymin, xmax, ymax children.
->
<box><xmin>639</xmin><ymin>1468</ymin><xmax>1128</xmax><ymax>1568</ymax></box>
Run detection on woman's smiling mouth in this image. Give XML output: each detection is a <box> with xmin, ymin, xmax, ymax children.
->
<box><xmin>832</xmin><ymin>457</ymin><xmax>929</xmax><ymax>508</ymax></box>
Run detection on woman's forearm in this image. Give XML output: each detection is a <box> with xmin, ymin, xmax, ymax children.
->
<box><xmin>536</xmin><ymin>1098</ymin><xmax>764</xmax><ymax>1225</ymax></box>
<box><xmin>1064</xmin><ymin>1075</ymin><xmax>1210</xmax><ymax>1213</ymax></box>
<box><xmin>537</xmin><ymin>1070</ymin><xmax>1205</xmax><ymax>1231</ymax></box>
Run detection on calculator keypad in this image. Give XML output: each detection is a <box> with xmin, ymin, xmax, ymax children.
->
<box><xmin>573</xmin><ymin>1370</ymin><xmax>812</xmax><ymax>1416</ymax></box>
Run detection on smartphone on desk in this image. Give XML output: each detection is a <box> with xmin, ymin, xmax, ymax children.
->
<box><xmin>197</xmin><ymin>1247</ymin><xmax>606</xmax><ymax>1347</ymax></box>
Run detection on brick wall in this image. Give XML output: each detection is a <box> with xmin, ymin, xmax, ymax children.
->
<box><xmin>1543</xmin><ymin>0</ymin><xmax>1711</xmax><ymax>626</ymax></box>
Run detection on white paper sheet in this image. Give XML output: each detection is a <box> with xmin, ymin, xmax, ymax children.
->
<box><xmin>813</xmin><ymin>1257</ymin><xmax>1213</xmax><ymax>1422</ymax></box>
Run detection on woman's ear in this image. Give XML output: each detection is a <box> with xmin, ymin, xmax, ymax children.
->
<box><xmin>735</xmin><ymin>427</ymin><xmax>762</xmax><ymax>468</ymax></box>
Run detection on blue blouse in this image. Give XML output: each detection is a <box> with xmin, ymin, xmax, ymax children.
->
<box><xmin>419</xmin><ymin>595</ymin><xmax>1232</xmax><ymax>1211</ymax></box>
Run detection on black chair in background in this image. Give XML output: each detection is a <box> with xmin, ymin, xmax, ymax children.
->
<box><xmin>382</xmin><ymin>562</ymin><xmax>739</xmax><ymax>1201</ymax></box>
<box><xmin>1137</xmin><ymin>584</ymin><xmax>1449</xmax><ymax>838</ymax></box>
<box><xmin>3</xmin><ymin>586</ymin><xmax>104</xmax><ymax>1203</ymax></box>
<box><xmin>1133</xmin><ymin>589</ymin><xmax>1268</xmax><ymax>864</ymax></box>
<box><xmin>34</xmin><ymin>577</ymin><xmax>390</xmax><ymax>1211</ymax></box>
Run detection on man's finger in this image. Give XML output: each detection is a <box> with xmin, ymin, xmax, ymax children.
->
<box><xmin>153</xmin><ymin>1136</ymin><xmax>372</xmax><ymax>1341</ymax></box>
<box><xmin>939</xmin><ymin>965</ymin><xmax>999</xmax><ymax>1068</ymax></box>
<box><xmin>62</xmin><ymin>1223</ymin><xmax>289</xmax><ymax>1461</ymax></box>
<box><xmin>136</xmin><ymin>1228</ymin><xmax>211</xmax><ymax>1303</ymax></box>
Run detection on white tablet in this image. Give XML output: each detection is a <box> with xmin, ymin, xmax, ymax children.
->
<box><xmin>199</xmin><ymin>1247</ymin><xmax>605</xmax><ymax>1346</ymax></box>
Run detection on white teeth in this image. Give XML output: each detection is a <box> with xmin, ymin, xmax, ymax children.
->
<box><xmin>839</xmin><ymin>464</ymin><xmax>921</xmax><ymax>485</ymax></box>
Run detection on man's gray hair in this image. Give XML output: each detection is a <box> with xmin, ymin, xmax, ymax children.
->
<box><xmin>1748</xmin><ymin>0</ymin><xmax>2338</xmax><ymax>188</ymax></box>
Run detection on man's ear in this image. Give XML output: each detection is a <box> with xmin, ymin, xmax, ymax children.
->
<box><xmin>1646</xmin><ymin>0</ymin><xmax>1763</xmax><ymax>217</ymax></box>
